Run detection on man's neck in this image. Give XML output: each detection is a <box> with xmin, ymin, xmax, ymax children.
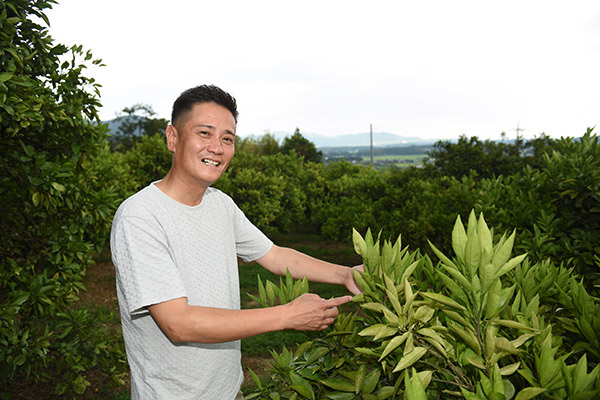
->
<box><xmin>155</xmin><ymin>172</ymin><xmax>208</xmax><ymax>206</ymax></box>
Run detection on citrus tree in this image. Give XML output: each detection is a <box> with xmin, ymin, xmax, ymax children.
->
<box><xmin>0</xmin><ymin>0</ymin><xmax>126</xmax><ymax>396</ymax></box>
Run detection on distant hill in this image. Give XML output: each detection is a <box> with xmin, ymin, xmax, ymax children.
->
<box><xmin>268</xmin><ymin>130</ymin><xmax>437</xmax><ymax>148</ymax></box>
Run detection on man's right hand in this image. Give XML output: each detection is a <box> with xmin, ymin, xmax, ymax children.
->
<box><xmin>283</xmin><ymin>293</ymin><xmax>353</xmax><ymax>331</ymax></box>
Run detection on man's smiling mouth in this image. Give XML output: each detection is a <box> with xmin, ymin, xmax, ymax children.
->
<box><xmin>202</xmin><ymin>158</ymin><xmax>220</xmax><ymax>167</ymax></box>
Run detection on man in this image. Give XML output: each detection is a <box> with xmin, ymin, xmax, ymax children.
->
<box><xmin>110</xmin><ymin>85</ymin><xmax>362</xmax><ymax>399</ymax></box>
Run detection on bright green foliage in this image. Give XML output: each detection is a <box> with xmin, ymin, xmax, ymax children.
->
<box><xmin>0</xmin><ymin>0</ymin><xmax>125</xmax><ymax>396</ymax></box>
<box><xmin>243</xmin><ymin>212</ymin><xmax>600</xmax><ymax>399</ymax></box>
<box><xmin>249</xmin><ymin>269</ymin><xmax>309</xmax><ymax>308</ymax></box>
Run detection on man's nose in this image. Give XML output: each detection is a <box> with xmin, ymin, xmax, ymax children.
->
<box><xmin>207</xmin><ymin>137</ymin><xmax>224</xmax><ymax>154</ymax></box>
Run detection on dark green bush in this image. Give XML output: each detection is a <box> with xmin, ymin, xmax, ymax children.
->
<box><xmin>0</xmin><ymin>1</ymin><xmax>126</xmax><ymax>396</ymax></box>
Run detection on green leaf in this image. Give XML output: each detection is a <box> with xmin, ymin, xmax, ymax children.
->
<box><xmin>477</xmin><ymin>213</ymin><xmax>493</xmax><ymax>263</ymax></box>
<box><xmin>0</xmin><ymin>72</ymin><xmax>14</xmax><ymax>83</ymax></box>
<box><xmin>358</xmin><ymin>324</ymin><xmax>387</xmax><ymax>337</ymax></box>
<box><xmin>465</xmin><ymin>353</ymin><xmax>486</xmax><ymax>370</ymax></box>
<box><xmin>392</xmin><ymin>347</ymin><xmax>427</xmax><ymax>372</ymax></box>
<box><xmin>448</xmin><ymin>323</ymin><xmax>480</xmax><ymax>353</ymax></box>
<box><xmin>452</xmin><ymin>215</ymin><xmax>468</xmax><ymax>262</ymax></box>
<box><xmin>492</xmin><ymin>230</ymin><xmax>516</xmax><ymax>269</ymax></box>
<box><xmin>499</xmin><ymin>362</ymin><xmax>521</xmax><ymax>376</ymax></box>
<box><xmin>51</xmin><ymin>182</ymin><xmax>66</xmax><ymax>192</ymax></box>
<box><xmin>404</xmin><ymin>368</ymin><xmax>427</xmax><ymax>400</ymax></box>
<box><xmin>493</xmin><ymin>319</ymin><xmax>536</xmax><ymax>331</ymax></box>
<box><xmin>320</xmin><ymin>377</ymin><xmax>355</xmax><ymax>392</ymax></box>
<box><xmin>248</xmin><ymin>368</ymin><xmax>263</xmax><ymax>390</ymax></box>
<box><xmin>514</xmin><ymin>387</ymin><xmax>546</xmax><ymax>400</ymax></box>
<box><xmin>290</xmin><ymin>372</ymin><xmax>315</xmax><ymax>400</ymax></box>
<box><xmin>353</xmin><ymin>228</ymin><xmax>367</xmax><ymax>257</ymax></box>
<box><xmin>440</xmin><ymin>263</ymin><xmax>471</xmax><ymax>291</ymax></box>
<box><xmin>421</xmin><ymin>292</ymin><xmax>467</xmax><ymax>311</ymax></box>
<box><xmin>361</xmin><ymin>369</ymin><xmax>380</xmax><ymax>394</ymax></box>
<box><xmin>355</xmin><ymin>364</ymin><xmax>367</xmax><ymax>394</ymax></box>
<box><xmin>465</xmin><ymin>219</ymin><xmax>481</xmax><ymax>276</ymax></box>
<box><xmin>412</xmin><ymin>306</ymin><xmax>435</xmax><ymax>324</ymax></box>
<box><xmin>360</xmin><ymin>302</ymin><xmax>390</xmax><ymax>314</ymax></box>
<box><xmin>494</xmin><ymin>253</ymin><xmax>527</xmax><ymax>280</ymax></box>
<box><xmin>379</xmin><ymin>332</ymin><xmax>410</xmax><ymax>361</ymax></box>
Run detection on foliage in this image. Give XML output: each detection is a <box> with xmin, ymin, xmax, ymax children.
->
<box><xmin>475</xmin><ymin>129</ymin><xmax>600</xmax><ymax>292</ymax></box>
<box><xmin>425</xmin><ymin>134</ymin><xmax>558</xmax><ymax>179</ymax></box>
<box><xmin>0</xmin><ymin>0</ymin><xmax>125</xmax><ymax>397</ymax></box>
<box><xmin>121</xmin><ymin>133</ymin><xmax>172</xmax><ymax>193</ymax></box>
<box><xmin>308</xmin><ymin>160</ymin><xmax>387</xmax><ymax>240</ymax></box>
<box><xmin>237</xmin><ymin>132</ymin><xmax>282</xmax><ymax>156</ymax></box>
<box><xmin>109</xmin><ymin>103</ymin><xmax>169</xmax><ymax>152</ymax></box>
<box><xmin>215</xmin><ymin>152</ymin><xmax>312</xmax><ymax>232</ymax></box>
<box><xmin>282</xmin><ymin>128</ymin><xmax>323</xmax><ymax>163</ymax></box>
<box><xmin>243</xmin><ymin>212</ymin><xmax>600</xmax><ymax>399</ymax></box>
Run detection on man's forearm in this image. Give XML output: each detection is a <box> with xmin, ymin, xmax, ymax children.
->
<box><xmin>149</xmin><ymin>293</ymin><xmax>352</xmax><ymax>344</ymax></box>
<box><xmin>257</xmin><ymin>245</ymin><xmax>351</xmax><ymax>285</ymax></box>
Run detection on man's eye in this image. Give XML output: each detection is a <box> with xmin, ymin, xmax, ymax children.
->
<box><xmin>223</xmin><ymin>137</ymin><xmax>234</xmax><ymax>144</ymax></box>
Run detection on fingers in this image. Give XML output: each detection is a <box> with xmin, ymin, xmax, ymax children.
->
<box><xmin>286</xmin><ymin>293</ymin><xmax>352</xmax><ymax>331</ymax></box>
<box><xmin>323</xmin><ymin>295</ymin><xmax>353</xmax><ymax>308</ymax></box>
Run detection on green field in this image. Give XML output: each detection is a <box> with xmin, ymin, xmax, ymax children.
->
<box><xmin>360</xmin><ymin>153</ymin><xmax>426</xmax><ymax>165</ymax></box>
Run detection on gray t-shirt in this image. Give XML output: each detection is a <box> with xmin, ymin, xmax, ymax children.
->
<box><xmin>110</xmin><ymin>183</ymin><xmax>273</xmax><ymax>400</ymax></box>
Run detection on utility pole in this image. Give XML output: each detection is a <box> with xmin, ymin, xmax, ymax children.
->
<box><xmin>370</xmin><ymin>123</ymin><xmax>374</xmax><ymax>166</ymax></box>
<box><xmin>513</xmin><ymin>123</ymin><xmax>525</xmax><ymax>155</ymax></box>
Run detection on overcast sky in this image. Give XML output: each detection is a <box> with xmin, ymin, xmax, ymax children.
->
<box><xmin>46</xmin><ymin>0</ymin><xmax>600</xmax><ymax>141</ymax></box>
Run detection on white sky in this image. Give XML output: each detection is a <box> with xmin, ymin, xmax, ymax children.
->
<box><xmin>46</xmin><ymin>0</ymin><xmax>600</xmax><ymax>141</ymax></box>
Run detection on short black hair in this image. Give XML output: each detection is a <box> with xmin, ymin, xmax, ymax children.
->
<box><xmin>171</xmin><ymin>85</ymin><xmax>238</xmax><ymax>126</ymax></box>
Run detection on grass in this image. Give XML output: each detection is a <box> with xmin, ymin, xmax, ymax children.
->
<box><xmin>77</xmin><ymin>227</ymin><xmax>361</xmax><ymax>398</ymax></box>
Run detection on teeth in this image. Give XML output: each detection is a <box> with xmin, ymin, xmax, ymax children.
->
<box><xmin>202</xmin><ymin>159</ymin><xmax>220</xmax><ymax>167</ymax></box>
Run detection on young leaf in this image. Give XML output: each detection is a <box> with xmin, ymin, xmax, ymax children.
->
<box><xmin>379</xmin><ymin>332</ymin><xmax>410</xmax><ymax>361</ymax></box>
<box><xmin>361</xmin><ymin>369</ymin><xmax>381</xmax><ymax>394</ymax></box>
<box><xmin>392</xmin><ymin>347</ymin><xmax>427</xmax><ymax>373</ymax></box>
<box><xmin>452</xmin><ymin>215</ymin><xmax>468</xmax><ymax>262</ymax></box>
<box><xmin>353</xmin><ymin>228</ymin><xmax>367</xmax><ymax>257</ymax></box>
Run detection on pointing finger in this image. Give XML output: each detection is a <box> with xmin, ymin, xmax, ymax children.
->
<box><xmin>323</xmin><ymin>295</ymin><xmax>353</xmax><ymax>308</ymax></box>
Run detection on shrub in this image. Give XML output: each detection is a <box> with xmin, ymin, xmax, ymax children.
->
<box><xmin>243</xmin><ymin>211</ymin><xmax>600</xmax><ymax>399</ymax></box>
<box><xmin>216</xmin><ymin>152</ymin><xmax>310</xmax><ymax>232</ymax></box>
<box><xmin>475</xmin><ymin>129</ymin><xmax>600</xmax><ymax>293</ymax></box>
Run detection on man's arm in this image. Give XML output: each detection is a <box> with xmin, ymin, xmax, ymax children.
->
<box><xmin>148</xmin><ymin>294</ymin><xmax>352</xmax><ymax>343</ymax></box>
<box><xmin>256</xmin><ymin>245</ymin><xmax>363</xmax><ymax>295</ymax></box>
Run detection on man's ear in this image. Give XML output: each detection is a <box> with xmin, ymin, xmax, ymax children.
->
<box><xmin>165</xmin><ymin>125</ymin><xmax>177</xmax><ymax>152</ymax></box>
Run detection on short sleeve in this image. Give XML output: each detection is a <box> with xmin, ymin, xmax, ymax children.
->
<box><xmin>111</xmin><ymin>211</ymin><xmax>187</xmax><ymax>315</ymax></box>
<box><xmin>231</xmin><ymin>202</ymin><xmax>273</xmax><ymax>262</ymax></box>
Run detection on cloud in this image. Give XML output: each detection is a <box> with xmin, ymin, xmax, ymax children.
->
<box><xmin>47</xmin><ymin>0</ymin><xmax>600</xmax><ymax>140</ymax></box>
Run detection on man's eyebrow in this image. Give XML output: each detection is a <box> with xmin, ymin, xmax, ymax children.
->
<box><xmin>192</xmin><ymin>123</ymin><xmax>215</xmax><ymax>130</ymax></box>
<box><xmin>192</xmin><ymin>123</ymin><xmax>236</xmax><ymax>136</ymax></box>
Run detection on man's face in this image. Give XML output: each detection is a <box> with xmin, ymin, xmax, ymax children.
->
<box><xmin>166</xmin><ymin>102</ymin><xmax>236</xmax><ymax>189</ymax></box>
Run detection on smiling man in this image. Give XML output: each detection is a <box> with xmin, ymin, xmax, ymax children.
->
<box><xmin>110</xmin><ymin>85</ymin><xmax>362</xmax><ymax>400</ymax></box>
